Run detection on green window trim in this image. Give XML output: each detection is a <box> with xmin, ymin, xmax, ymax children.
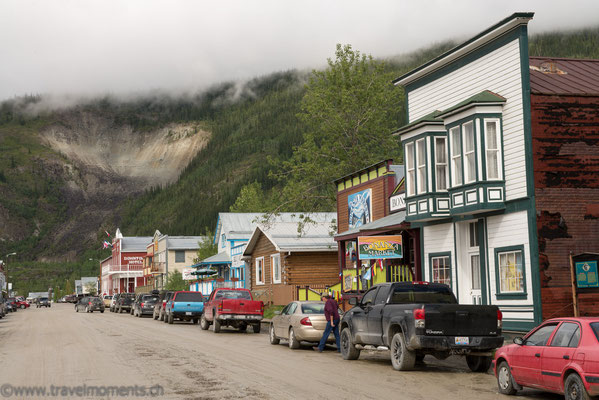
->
<box><xmin>429</xmin><ymin>251</ymin><xmax>453</xmax><ymax>291</ymax></box>
<box><xmin>494</xmin><ymin>245</ymin><xmax>528</xmax><ymax>300</ymax></box>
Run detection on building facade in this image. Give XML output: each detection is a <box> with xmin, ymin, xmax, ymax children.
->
<box><xmin>394</xmin><ymin>13</ymin><xmax>542</xmax><ymax>331</ymax></box>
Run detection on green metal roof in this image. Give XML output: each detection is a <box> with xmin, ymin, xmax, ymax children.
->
<box><xmin>437</xmin><ymin>90</ymin><xmax>506</xmax><ymax>118</ymax></box>
<box><xmin>392</xmin><ymin>110</ymin><xmax>443</xmax><ymax>135</ymax></box>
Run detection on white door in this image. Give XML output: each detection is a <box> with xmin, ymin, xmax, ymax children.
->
<box><xmin>468</xmin><ymin>221</ymin><xmax>482</xmax><ymax>304</ymax></box>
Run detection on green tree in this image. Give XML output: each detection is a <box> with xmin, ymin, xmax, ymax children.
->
<box><xmin>229</xmin><ymin>182</ymin><xmax>270</xmax><ymax>212</ymax></box>
<box><xmin>164</xmin><ymin>271</ymin><xmax>188</xmax><ymax>291</ymax></box>
<box><xmin>274</xmin><ymin>44</ymin><xmax>403</xmax><ymax>213</ymax></box>
<box><xmin>64</xmin><ymin>279</ymin><xmax>74</xmax><ymax>295</ymax></box>
<box><xmin>194</xmin><ymin>234</ymin><xmax>218</xmax><ymax>263</ymax></box>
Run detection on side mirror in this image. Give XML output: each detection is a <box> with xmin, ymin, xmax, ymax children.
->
<box><xmin>273</xmin><ymin>311</ymin><xmax>281</xmax><ymax>315</ymax></box>
<box><xmin>349</xmin><ymin>297</ymin><xmax>357</xmax><ymax>306</ymax></box>
<box><xmin>513</xmin><ymin>337</ymin><xmax>524</xmax><ymax>345</ymax></box>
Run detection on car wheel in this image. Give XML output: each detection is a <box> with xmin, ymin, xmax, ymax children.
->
<box><xmin>75</xmin><ymin>306</ymin><xmax>79</xmax><ymax>313</ymax></box>
<box><xmin>21</xmin><ymin>304</ymin><xmax>25</xmax><ymax>309</ymax></box>
<box><xmin>288</xmin><ymin>327</ymin><xmax>300</xmax><ymax>349</ymax></box>
<box><xmin>466</xmin><ymin>355</ymin><xmax>493</xmax><ymax>373</ymax></box>
<box><xmin>269</xmin><ymin>324</ymin><xmax>280</xmax><ymax>345</ymax></box>
<box><xmin>159</xmin><ymin>311</ymin><xmax>164</xmax><ymax>321</ymax></box>
<box><xmin>496</xmin><ymin>361</ymin><xmax>517</xmax><ymax>395</ymax></box>
<box><xmin>100</xmin><ymin>310</ymin><xmax>104</xmax><ymax>313</ymax></box>
<box><xmin>86</xmin><ymin>306</ymin><xmax>90</xmax><ymax>313</ymax></box>
<box><xmin>163</xmin><ymin>313</ymin><xmax>169</xmax><ymax>323</ymax></box>
<box><xmin>252</xmin><ymin>323</ymin><xmax>261</xmax><ymax>334</ymax></box>
<box><xmin>200</xmin><ymin>314</ymin><xmax>210</xmax><ymax>330</ymax></box>
<box><xmin>390</xmin><ymin>331</ymin><xmax>415</xmax><ymax>371</ymax></box>
<box><xmin>565</xmin><ymin>373</ymin><xmax>591</xmax><ymax>400</ymax></box>
<box><xmin>153</xmin><ymin>312</ymin><xmax>158</xmax><ymax>320</ymax></box>
<box><xmin>340</xmin><ymin>327</ymin><xmax>360</xmax><ymax>360</ymax></box>
<box><xmin>168</xmin><ymin>313</ymin><xmax>174</xmax><ymax>324</ymax></box>
<box><xmin>214</xmin><ymin>318</ymin><xmax>221</xmax><ymax>333</ymax></box>
<box><xmin>130</xmin><ymin>308</ymin><xmax>134</xmax><ymax>315</ymax></box>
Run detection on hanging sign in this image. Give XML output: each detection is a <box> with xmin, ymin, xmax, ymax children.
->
<box><xmin>358</xmin><ymin>235</ymin><xmax>403</xmax><ymax>260</ymax></box>
<box><xmin>576</xmin><ymin>261</ymin><xmax>598</xmax><ymax>288</ymax></box>
<box><xmin>389</xmin><ymin>192</ymin><xmax>406</xmax><ymax>212</ymax></box>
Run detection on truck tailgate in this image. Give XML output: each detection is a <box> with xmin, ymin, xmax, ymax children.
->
<box><xmin>424</xmin><ymin>304</ymin><xmax>499</xmax><ymax>336</ymax></box>
<box><xmin>220</xmin><ymin>299</ymin><xmax>263</xmax><ymax>315</ymax></box>
<box><xmin>173</xmin><ymin>302</ymin><xmax>204</xmax><ymax>313</ymax></box>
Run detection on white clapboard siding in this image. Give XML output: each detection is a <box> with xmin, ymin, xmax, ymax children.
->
<box><xmin>407</xmin><ymin>38</ymin><xmax>527</xmax><ymax>201</ymax></box>
<box><xmin>423</xmin><ymin>224</ymin><xmax>454</xmax><ymax>284</ymax></box>
<box><xmin>486</xmin><ymin>211</ymin><xmax>533</xmax><ymax>307</ymax></box>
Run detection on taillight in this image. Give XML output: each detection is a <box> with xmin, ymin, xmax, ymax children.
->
<box><xmin>171</xmin><ymin>303</ymin><xmax>174</xmax><ymax>309</ymax></box>
<box><xmin>300</xmin><ymin>317</ymin><xmax>312</xmax><ymax>326</ymax></box>
<box><xmin>497</xmin><ymin>309</ymin><xmax>503</xmax><ymax>329</ymax></box>
<box><xmin>218</xmin><ymin>303</ymin><xmax>223</xmax><ymax>311</ymax></box>
<box><xmin>413</xmin><ymin>308</ymin><xmax>425</xmax><ymax>329</ymax></box>
<box><xmin>413</xmin><ymin>281</ymin><xmax>430</xmax><ymax>285</ymax></box>
<box><xmin>89</xmin><ymin>302</ymin><xmax>92</xmax><ymax>305</ymax></box>
<box><xmin>141</xmin><ymin>303</ymin><xmax>144</xmax><ymax>308</ymax></box>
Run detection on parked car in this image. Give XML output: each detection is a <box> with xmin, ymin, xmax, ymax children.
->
<box><xmin>164</xmin><ymin>291</ymin><xmax>204</xmax><ymax>324</ymax></box>
<box><xmin>37</xmin><ymin>297</ymin><xmax>51</xmax><ymax>308</ymax></box>
<box><xmin>116</xmin><ymin>293</ymin><xmax>135</xmax><ymax>313</ymax></box>
<box><xmin>65</xmin><ymin>294</ymin><xmax>78</xmax><ymax>303</ymax></box>
<box><xmin>4</xmin><ymin>299</ymin><xmax>15</xmax><ymax>313</ymax></box>
<box><xmin>75</xmin><ymin>296</ymin><xmax>105</xmax><ymax>313</ymax></box>
<box><xmin>494</xmin><ymin>317</ymin><xmax>599</xmax><ymax>399</ymax></box>
<box><xmin>15</xmin><ymin>299</ymin><xmax>30</xmax><ymax>309</ymax></box>
<box><xmin>200</xmin><ymin>288</ymin><xmax>264</xmax><ymax>333</ymax></box>
<box><xmin>102</xmin><ymin>295</ymin><xmax>113</xmax><ymax>307</ymax></box>
<box><xmin>269</xmin><ymin>301</ymin><xmax>343</xmax><ymax>349</ymax></box>
<box><xmin>110</xmin><ymin>293</ymin><xmax>121</xmax><ymax>312</ymax></box>
<box><xmin>339</xmin><ymin>281</ymin><xmax>504</xmax><ymax>372</ymax></box>
<box><xmin>156</xmin><ymin>291</ymin><xmax>174</xmax><ymax>321</ymax></box>
<box><xmin>0</xmin><ymin>299</ymin><xmax>6</xmax><ymax>317</ymax></box>
<box><xmin>133</xmin><ymin>292</ymin><xmax>160</xmax><ymax>318</ymax></box>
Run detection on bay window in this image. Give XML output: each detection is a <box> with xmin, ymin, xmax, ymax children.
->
<box><xmin>485</xmin><ymin>119</ymin><xmax>501</xmax><ymax>180</ymax></box>
<box><xmin>450</xmin><ymin>127</ymin><xmax>462</xmax><ymax>186</ymax></box>
<box><xmin>405</xmin><ymin>142</ymin><xmax>415</xmax><ymax>196</ymax></box>
<box><xmin>434</xmin><ymin>137</ymin><xmax>448</xmax><ymax>191</ymax></box>
<box><xmin>416</xmin><ymin>139</ymin><xmax>427</xmax><ymax>194</ymax></box>
<box><xmin>463</xmin><ymin>121</ymin><xmax>476</xmax><ymax>183</ymax></box>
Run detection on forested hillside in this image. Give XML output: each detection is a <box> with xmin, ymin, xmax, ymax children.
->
<box><xmin>1</xmin><ymin>28</ymin><xmax>598</xmax><ymax>296</ymax></box>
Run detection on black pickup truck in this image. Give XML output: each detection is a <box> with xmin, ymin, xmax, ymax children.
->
<box><xmin>340</xmin><ymin>282</ymin><xmax>504</xmax><ymax>372</ymax></box>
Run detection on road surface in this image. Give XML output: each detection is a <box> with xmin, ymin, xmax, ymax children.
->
<box><xmin>0</xmin><ymin>304</ymin><xmax>556</xmax><ymax>399</ymax></box>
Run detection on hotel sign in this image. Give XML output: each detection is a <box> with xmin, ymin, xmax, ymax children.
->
<box><xmin>358</xmin><ymin>235</ymin><xmax>403</xmax><ymax>260</ymax></box>
<box><xmin>576</xmin><ymin>261</ymin><xmax>598</xmax><ymax>288</ymax></box>
<box><xmin>389</xmin><ymin>193</ymin><xmax>406</xmax><ymax>212</ymax></box>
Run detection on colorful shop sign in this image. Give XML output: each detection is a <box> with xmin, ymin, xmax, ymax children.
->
<box><xmin>358</xmin><ymin>235</ymin><xmax>403</xmax><ymax>260</ymax></box>
<box><xmin>576</xmin><ymin>261</ymin><xmax>598</xmax><ymax>288</ymax></box>
<box><xmin>348</xmin><ymin>189</ymin><xmax>372</xmax><ymax>229</ymax></box>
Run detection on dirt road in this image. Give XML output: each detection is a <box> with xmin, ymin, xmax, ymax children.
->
<box><xmin>0</xmin><ymin>305</ymin><xmax>552</xmax><ymax>399</ymax></box>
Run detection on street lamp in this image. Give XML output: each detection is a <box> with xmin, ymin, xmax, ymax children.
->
<box><xmin>4</xmin><ymin>252</ymin><xmax>16</xmax><ymax>297</ymax></box>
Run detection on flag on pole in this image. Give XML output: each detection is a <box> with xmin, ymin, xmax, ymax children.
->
<box><xmin>102</xmin><ymin>240</ymin><xmax>112</xmax><ymax>249</ymax></box>
<box><xmin>105</xmin><ymin>230</ymin><xmax>111</xmax><ymax>237</ymax></box>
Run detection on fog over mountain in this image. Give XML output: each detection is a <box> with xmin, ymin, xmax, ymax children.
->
<box><xmin>1</xmin><ymin>0</ymin><xmax>598</xmax><ymax>101</ymax></box>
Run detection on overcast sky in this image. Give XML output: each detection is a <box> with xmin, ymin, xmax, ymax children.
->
<box><xmin>1</xmin><ymin>0</ymin><xmax>598</xmax><ymax>101</ymax></box>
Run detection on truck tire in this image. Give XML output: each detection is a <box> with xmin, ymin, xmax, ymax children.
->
<box><xmin>496</xmin><ymin>361</ymin><xmax>517</xmax><ymax>395</ymax></box>
<box><xmin>252</xmin><ymin>323</ymin><xmax>261</xmax><ymax>334</ymax></box>
<box><xmin>200</xmin><ymin>314</ymin><xmax>210</xmax><ymax>330</ymax></box>
<box><xmin>390</xmin><ymin>332</ymin><xmax>415</xmax><ymax>371</ymax></box>
<box><xmin>163</xmin><ymin>313</ymin><xmax>169</xmax><ymax>323</ymax></box>
<box><xmin>340</xmin><ymin>327</ymin><xmax>360</xmax><ymax>360</ymax></box>
<box><xmin>288</xmin><ymin>328</ymin><xmax>300</xmax><ymax>349</ymax></box>
<box><xmin>466</xmin><ymin>355</ymin><xmax>492</xmax><ymax>373</ymax></box>
<box><xmin>159</xmin><ymin>311</ymin><xmax>164</xmax><ymax>321</ymax></box>
<box><xmin>214</xmin><ymin>318</ymin><xmax>221</xmax><ymax>333</ymax></box>
<box><xmin>269</xmin><ymin>324</ymin><xmax>280</xmax><ymax>345</ymax></box>
<box><xmin>168</xmin><ymin>313</ymin><xmax>174</xmax><ymax>324</ymax></box>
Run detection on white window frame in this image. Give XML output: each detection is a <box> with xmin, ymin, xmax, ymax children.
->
<box><xmin>434</xmin><ymin>137</ymin><xmax>448</xmax><ymax>191</ymax></box>
<box><xmin>484</xmin><ymin>118</ymin><xmax>502</xmax><ymax>180</ymax></box>
<box><xmin>431</xmin><ymin>256</ymin><xmax>451</xmax><ymax>286</ymax></box>
<box><xmin>405</xmin><ymin>142</ymin><xmax>415</xmax><ymax>196</ymax></box>
<box><xmin>255</xmin><ymin>257</ymin><xmax>265</xmax><ymax>285</ymax></box>
<box><xmin>449</xmin><ymin>126</ymin><xmax>463</xmax><ymax>187</ymax></box>
<box><xmin>462</xmin><ymin>121</ymin><xmax>476</xmax><ymax>184</ymax></box>
<box><xmin>271</xmin><ymin>254</ymin><xmax>281</xmax><ymax>284</ymax></box>
<box><xmin>416</xmin><ymin>138</ymin><xmax>427</xmax><ymax>194</ymax></box>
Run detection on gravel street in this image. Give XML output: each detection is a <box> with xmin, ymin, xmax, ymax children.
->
<box><xmin>0</xmin><ymin>305</ymin><xmax>556</xmax><ymax>400</ymax></box>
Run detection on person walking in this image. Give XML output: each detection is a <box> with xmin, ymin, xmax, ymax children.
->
<box><xmin>314</xmin><ymin>292</ymin><xmax>341</xmax><ymax>352</ymax></box>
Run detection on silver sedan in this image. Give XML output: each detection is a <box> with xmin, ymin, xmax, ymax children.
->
<box><xmin>269</xmin><ymin>301</ymin><xmax>340</xmax><ymax>349</ymax></box>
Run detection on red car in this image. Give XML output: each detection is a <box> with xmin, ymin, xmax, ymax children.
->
<box><xmin>16</xmin><ymin>300</ymin><xmax>30</xmax><ymax>309</ymax></box>
<box><xmin>494</xmin><ymin>317</ymin><xmax>599</xmax><ymax>399</ymax></box>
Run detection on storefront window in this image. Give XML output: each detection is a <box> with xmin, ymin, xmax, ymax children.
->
<box><xmin>499</xmin><ymin>250</ymin><xmax>524</xmax><ymax>293</ymax></box>
<box><xmin>431</xmin><ymin>255</ymin><xmax>451</xmax><ymax>286</ymax></box>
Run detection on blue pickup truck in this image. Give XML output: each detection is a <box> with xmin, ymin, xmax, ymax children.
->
<box><xmin>165</xmin><ymin>291</ymin><xmax>205</xmax><ymax>324</ymax></box>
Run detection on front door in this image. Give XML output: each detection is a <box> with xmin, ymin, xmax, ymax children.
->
<box><xmin>458</xmin><ymin>221</ymin><xmax>483</xmax><ymax>304</ymax></box>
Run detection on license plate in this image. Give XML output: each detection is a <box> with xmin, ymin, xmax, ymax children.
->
<box><xmin>455</xmin><ymin>337</ymin><xmax>469</xmax><ymax>345</ymax></box>
<box><xmin>186</xmin><ymin>312</ymin><xmax>192</xmax><ymax>316</ymax></box>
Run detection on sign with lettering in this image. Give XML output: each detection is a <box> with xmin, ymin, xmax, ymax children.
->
<box><xmin>389</xmin><ymin>192</ymin><xmax>406</xmax><ymax>212</ymax></box>
<box><xmin>182</xmin><ymin>267</ymin><xmax>195</xmax><ymax>280</ymax></box>
<box><xmin>576</xmin><ymin>261</ymin><xmax>598</xmax><ymax>288</ymax></box>
<box><xmin>358</xmin><ymin>235</ymin><xmax>403</xmax><ymax>260</ymax></box>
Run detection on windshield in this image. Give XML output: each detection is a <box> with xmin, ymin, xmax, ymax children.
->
<box><xmin>389</xmin><ymin>286</ymin><xmax>457</xmax><ymax>304</ymax></box>
<box><xmin>40</xmin><ymin>298</ymin><xmax>48</xmax><ymax>301</ymax></box>
<box><xmin>104</xmin><ymin>296</ymin><xmax>112</xmax><ymax>300</ymax></box>
<box><xmin>214</xmin><ymin>290</ymin><xmax>251</xmax><ymax>300</ymax></box>
<box><xmin>591</xmin><ymin>322</ymin><xmax>599</xmax><ymax>343</ymax></box>
<box><xmin>142</xmin><ymin>295</ymin><xmax>159</xmax><ymax>303</ymax></box>
<box><xmin>301</xmin><ymin>303</ymin><xmax>325</xmax><ymax>314</ymax></box>
<box><xmin>174</xmin><ymin>293</ymin><xmax>204</xmax><ymax>302</ymax></box>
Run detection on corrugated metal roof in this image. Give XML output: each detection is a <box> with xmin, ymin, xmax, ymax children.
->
<box><xmin>121</xmin><ymin>237</ymin><xmax>152</xmax><ymax>252</ymax></box>
<box><xmin>192</xmin><ymin>251</ymin><xmax>231</xmax><ymax>267</ymax></box>
<box><xmin>243</xmin><ymin>216</ymin><xmax>338</xmax><ymax>255</ymax></box>
<box><xmin>335</xmin><ymin>211</ymin><xmax>407</xmax><ymax>239</ymax></box>
<box><xmin>166</xmin><ymin>236</ymin><xmax>208</xmax><ymax>250</ymax></box>
<box><xmin>529</xmin><ymin>57</ymin><xmax>599</xmax><ymax>96</ymax></box>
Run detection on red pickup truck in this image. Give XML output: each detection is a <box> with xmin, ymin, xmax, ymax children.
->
<box><xmin>200</xmin><ymin>288</ymin><xmax>264</xmax><ymax>333</ymax></box>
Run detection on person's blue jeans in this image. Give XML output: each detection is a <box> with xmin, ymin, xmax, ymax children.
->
<box><xmin>318</xmin><ymin>319</ymin><xmax>340</xmax><ymax>351</ymax></box>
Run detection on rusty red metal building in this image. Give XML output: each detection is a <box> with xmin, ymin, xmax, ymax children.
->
<box><xmin>530</xmin><ymin>57</ymin><xmax>599</xmax><ymax>319</ymax></box>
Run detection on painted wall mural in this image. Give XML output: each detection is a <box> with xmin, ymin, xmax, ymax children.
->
<box><xmin>348</xmin><ymin>188</ymin><xmax>372</xmax><ymax>229</ymax></box>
